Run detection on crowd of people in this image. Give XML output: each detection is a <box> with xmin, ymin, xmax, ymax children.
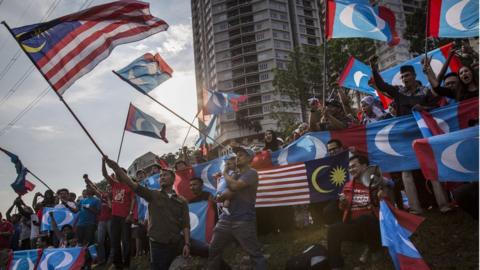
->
<box><xmin>0</xmin><ymin>42</ymin><xmax>478</xmax><ymax>270</ymax></box>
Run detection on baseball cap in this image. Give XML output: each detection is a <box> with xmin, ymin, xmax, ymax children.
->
<box><xmin>232</xmin><ymin>146</ymin><xmax>254</xmax><ymax>157</ymax></box>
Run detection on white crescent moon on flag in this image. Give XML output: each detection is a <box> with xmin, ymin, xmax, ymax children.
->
<box><xmin>445</xmin><ymin>0</ymin><xmax>469</xmax><ymax>31</ymax></box>
<box><xmin>375</xmin><ymin>122</ymin><xmax>403</xmax><ymax>157</ymax></box>
<box><xmin>277</xmin><ymin>147</ymin><xmax>289</xmax><ymax>165</ymax></box>
<box><xmin>339</xmin><ymin>4</ymin><xmax>361</xmax><ymax>31</ymax></box>
<box><xmin>58</xmin><ymin>211</ymin><xmax>74</xmax><ymax>226</ymax></box>
<box><xmin>369</xmin><ymin>7</ymin><xmax>386</xmax><ymax>32</ymax></box>
<box><xmin>353</xmin><ymin>71</ymin><xmax>368</xmax><ymax>87</ymax></box>
<box><xmin>135</xmin><ymin>118</ymin><xmax>145</xmax><ymax>130</ymax></box>
<box><xmin>189</xmin><ymin>212</ymin><xmax>200</xmax><ymax>231</ymax></box>
<box><xmin>305</xmin><ymin>135</ymin><xmax>327</xmax><ymax>159</ymax></box>
<box><xmin>201</xmin><ymin>164</ymin><xmax>215</xmax><ymax>190</ymax></box>
<box><xmin>440</xmin><ymin>140</ymin><xmax>473</xmax><ymax>173</ymax></box>
<box><xmin>56</xmin><ymin>251</ymin><xmax>73</xmax><ymax>269</ymax></box>
<box><xmin>39</xmin><ymin>252</ymin><xmax>54</xmax><ymax>270</ymax></box>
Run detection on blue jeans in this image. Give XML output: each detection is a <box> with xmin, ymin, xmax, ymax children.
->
<box><xmin>97</xmin><ymin>220</ymin><xmax>112</xmax><ymax>263</ymax></box>
<box><xmin>208</xmin><ymin>219</ymin><xmax>266</xmax><ymax>270</ymax></box>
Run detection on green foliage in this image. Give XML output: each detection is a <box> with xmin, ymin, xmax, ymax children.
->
<box><xmin>404</xmin><ymin>4</ymin><xmax>454</xmax><ymax>56</ymax></box>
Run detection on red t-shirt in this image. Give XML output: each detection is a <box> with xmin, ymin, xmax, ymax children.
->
<box><xmin>0</xmin><ymin>220</ymin><xmax>14</xmax><ymax>250</ymax></box>
<box><xmin>98</xmin><ymin>194</ymin><xmax>112</xmax><ymax>221</ymax></box>
<box><xmin>111</xmin><ymin>181</ymin><xmax>134</xmax><ymax>218</ymax></box>
<box><xmin>348</xmin><ymin>181</ymin><xmax>372</xmax><ymax>220</ymax></box>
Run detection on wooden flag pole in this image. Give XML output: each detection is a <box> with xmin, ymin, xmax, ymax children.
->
<box><xmin>181</xmin><ymin>110</ymin><xmax>201</xmax><ymax>149</ymax></box>
<box><xmin>2</xmin><ymin>21</ymin><xmax>106</xmax><ymax>157</ymax></box>
<box><xmin>112</xmin><ymin>70</ymin><xmax>226</xmax><ymax>149</ymax></box>
<box><xmin>116</xmin><ymin>103</ymin><xmax>131</xmax><ymax>163</ymax></box>
<box><xmin>322</xmin><ymin>0</ymin><xmax>328</xmax><ymax>107</ymax></box>
<box><xmin>26</xmin><ymin>169</ymin><xmax>54</xmax><ymax>191</ymax></box>
<box><xmin>424</xmin><ymin>1</ymin><xmax>430</xmax><ymax>59</ymax></box>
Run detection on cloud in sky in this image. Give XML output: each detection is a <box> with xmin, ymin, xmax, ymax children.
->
<box><xmin>0</xmin><ymin>0</ymin><xmax>199</xmax><ymax>213</ymax></box>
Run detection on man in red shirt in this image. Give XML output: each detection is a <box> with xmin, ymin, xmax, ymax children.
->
<box><xmin>327</xmin><ymin>155</ymin><xmax>381</xmax><ymax>270</ymax></box>
<box><xmin>102</xmin><ymin>160</ymin><xmax>135</xmax><ymax>269</ymax></box>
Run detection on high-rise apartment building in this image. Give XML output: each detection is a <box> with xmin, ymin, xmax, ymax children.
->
<box><xmin>375</xmin><ymin>0</ymin><xmax>425</xmax><ymax>70</ymax></box>
<box><xmin>191</xmin><ymin>0</ymin><xmax>323</xmax><ymax>147</ymax></box>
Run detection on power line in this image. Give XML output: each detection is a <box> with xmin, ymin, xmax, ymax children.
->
<box><xmin>0</xmin><ymin>87</ymin><xmax>50</xmax><ymax>137</ymax></box>
<box><xmin>0</xmin><ymin>0</ymin><xmax>61</xmax><ymax>82</ymax></box>
<box><xmin>0</xmin><ymin>0</ymin><xmax>97</xmax><ymax>136</ymax></box>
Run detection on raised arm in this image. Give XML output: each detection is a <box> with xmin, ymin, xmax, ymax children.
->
<box><xmin>48</xmin><ymin>211</ymin><xmax>63</xmax><ymax>241</ymax></box>
<box><xmin>102</xmin><ymin>159</ymin><xmax>115</xmax><ymax>184</ymax></box>
<box><xmin>6</xmin><ymin>203</ymin><xmax>15</xmax><ymax>221</ymax></box>
<box><xmin>32</xmin><ymin>192</ymin><xmax>43</xmax><ymax>210</ymax></box>
<box><xmin>423</xmin><ymin>56</ymin><xmax>440</xmax><ymax>89</ymax></box>
<box><xmin>370</xmin><ymin>56</ymin><xmax>398</xmax><ymax>99</ymax></box>
<box><xmin>436</xmin><ymin>49</ymin><xmax>455</xmax><ymax>83</ymax></box>
<box><xmin>104</xmin><ymin>157</ymin><xmax>154</xmax><ymax>202</ymax></box>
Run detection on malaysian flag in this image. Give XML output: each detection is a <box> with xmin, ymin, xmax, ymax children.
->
<box><xmin>10</xmin><ymin>0</ymin><xmax>168</xmax><ymax>95</ymax></box>
<box><xmin>256</xmin><ymin>151</ymin><xmax>349</xmax><ymax>207</ymax></box>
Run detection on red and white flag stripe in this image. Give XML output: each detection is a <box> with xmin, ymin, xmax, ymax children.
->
<box><xmin>32</xmin><ymin>1</ymin><xmax>168</xmax><ymax>94</ymax></box>
<box><xmin>256</xmin><ymin>162</ymin><xmax>311</xmax><ymax>207</ymax></box>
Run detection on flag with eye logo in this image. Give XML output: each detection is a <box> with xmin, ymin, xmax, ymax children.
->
<box><xmin>427</xmin><ymin>0</ymin><xmax>479</xmax><ymax>38</ymax></box>
<box><xmin>115</xmin><ymin>53</ymin><xmax>173</xmax><ymax>93</ymax></box>
<box><xmin>125</xmin><ymin>103</ymin><xmax>168</xmax><ymax>143</ymax></box>
<box><xmin>37</xmin><ymin>247</ymin><xmax>86</xmax><ymax>270</ymax></box>
<box><xmin>203</xmin><ymin>90</ymin><xmax>247</xmax><ymax>115</ymax></box>
<box><xmin>188</xmin><ymin>200</ymin><xmax>216</xmax><ymax>243</ymax></box>
<box><xmin>41</xmin><ymin>208</ymin><xmax>78</xmax><ymax>231</ymax></box>
<box><xmin>326</xmin><ymin>0</ymin><xmax>398</xmax><ymax>44</ymax></box>
<box><xmin>9</xmin><ymin>0</ymin><xmax>168</xmax><ymax>95</ymax></box>
<box><xmin>7</xmin><ymin>249</ymin><xmax>43</xmax><ymax>270</ymax></box>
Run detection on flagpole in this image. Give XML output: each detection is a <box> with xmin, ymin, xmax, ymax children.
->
<box><xmin>181</xmin><ymin>110</ymin><xmax>201</xmax><ymax>149</ymax></box>
<box><xmin>116</xmin><ymin>103</ymin><xmax>130</xmax><ymax>163</ymax></box>
<box><xmin>26</xmin><ymin>169</ymin><xmax>53</xmax><ymax>191</ymax></box>
<box><xmin>1</xmin><ymin>21</ymin><xmax>106</xmax><ymax>157</ymax></box>
<box><xmin>322</xmin><ymin>0</ymin><xmax>328</xmax><ymax>107</ymax></box>
<box><xmin>112</xmin><ymin>71</ymin><xmax>226</xmax><ymax>149</ymax></box>
<box><xmin>424</xmin><ymin>1</ymin><xmax>429</xmax><ymax>58</ymax></box>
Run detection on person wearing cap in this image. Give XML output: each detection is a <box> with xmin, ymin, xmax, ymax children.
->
<box><xmin>359</xmin><ymin>96</ymin><xmax>386</xmax><ymax>125</ymax></box>
<box><xmin>103</xmin><ymin>157</ymin><xmax>191</xmax><ymax>270</ymax></box>
<box><xmin>309</xmin><ymin>98</ymin><xmax>353</xmax><ymax>131</ymax></box>
<box><xmin>208</xmin><ymin>146</ymin><xmax>267</xmax><ymax>270</ymax></box>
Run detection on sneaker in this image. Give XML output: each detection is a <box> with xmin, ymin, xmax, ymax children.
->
<box><xmin>359</xmin><ymin>247</ymin><xmax>370</xmax><ymax>263</ymax></box>
<box><xmin>440</xmin><ymin>206</ymin><xmax>454</xmax><ymax>214</ymax></box>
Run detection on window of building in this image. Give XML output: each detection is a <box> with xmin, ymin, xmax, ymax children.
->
<box><xmin>258</xmin><ymin>62</ymin><xmax>268</xmax><ymax>70</ymax></box>
<box><xmin>260</xmin><ymin>73</ymin><xmax>269</xmax><ymax>81</ymax></box>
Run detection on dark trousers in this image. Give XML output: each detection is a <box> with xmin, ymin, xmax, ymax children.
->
<box><xmin>111</xmin><ymin>216</ymin><xmax>131</xmax><ymax>268</ymax></box>
<box><xmin>454</xmin><ymin>183</ymin><xmax>479</xmax><ymax>220</ymax></box>
<box><xmin>309</xmin><ymin>200</ymin><xmax>342</xmax><ymax>226</ymax></box>
<box><xmin>208</xmin><ymin>219</ymin><xmax>266</xmax><ymax>270</ymax></box>
<box><xmin>327</xmin><ymin>214</ymin><xmax>380</xmax><ymax>268</ymax></box>
<box><xmin>149</xmin><ymin>241</ymin><xmax>178</xmax><ymax>270</ymax></box>
<box><xmin>77</xmin><ymin>224</ymin><xmax>96</xmax><ymax>246</ymax></box>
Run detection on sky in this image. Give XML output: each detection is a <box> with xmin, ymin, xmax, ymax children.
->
<box><xmin>0</xmin><ymin>0</ymin><xmax>198</xmax><ymax>214</ymax></box>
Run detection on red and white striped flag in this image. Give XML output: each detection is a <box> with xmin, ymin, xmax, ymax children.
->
<box><xmin>256</xmin><ymin>162</ymin><xmax>311</xmax><ymax>207</ymax></box>
<box><xmin>11</xmin><ymin>0</ymin><xmax>168</xmax><ymax>95</ymax></box>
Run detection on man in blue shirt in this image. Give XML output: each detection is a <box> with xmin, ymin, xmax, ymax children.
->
<box><xmin>76</xmin><ymin>186</ymin><xmax>100</xmax><ymax>246</ymax></box>
<box><xmin>208</xmin><ymin>146</ymin><xmax>267</xmax><ymax>269</ymax></box>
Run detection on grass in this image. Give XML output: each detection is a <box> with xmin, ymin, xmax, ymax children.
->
<box><xmin>95</xmin><ymin>209</ymin><xmax>478</xmax><ymax>269</ymax></box>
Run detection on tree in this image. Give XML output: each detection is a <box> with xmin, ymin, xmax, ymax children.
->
<box><xmin>272</xmin><ymin>40</ymin><xmax>375</xmax><ymax>125</ymax></box>
<box><xmin>273</xmin><ymin>46</ymin><xmax>323</xmax><ymax>123</ymax></box>
<box><xmin>404</xmin><ymin>3</ymin><xmax>453</xmax><ymax>56</ymax></box>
